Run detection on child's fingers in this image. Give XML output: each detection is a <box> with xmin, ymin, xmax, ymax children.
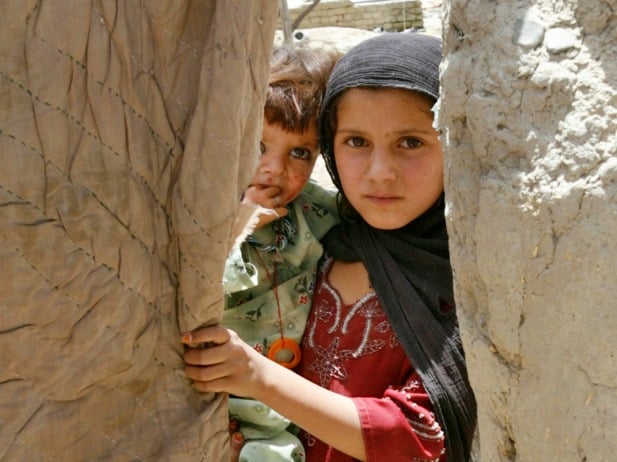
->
<box><xmin>191</xmin><ymin>377</ymin><xmax>227</xmax><ymax>394</ymax></box>
<box><xmin>272</xmin><ymin>207</ymin><xmax>289</xmax><ymax>220</ymax></box>
<box><xmin>187</xmin><ymin>364</ymin><xmax>244</xmax><ymax>394</ymax></box>
<box><xmin>254</xmin><ymin>206</ymin><xmax>288</xmax><ymax>229</ymax></box>
<box><xmin>184</xmin><ymin>362</ymin><xmax>229</xmax><ymax>385</ymax></box>
<box><xmin>183</xmin><ymin>343</ymin><xmax>228</xmax><ymax>366</ymax></box>
<box><xmin>181</xmin><ymin>325</ymin><xmax>230</xmax><ymax>346</ymax></box>
<box><xmin>229</xmin><ymin>432</ymin><xmax>244</xmax><ymax>462</ymax></box>
<box><xmin>243</xmin><ymin>184</ymin><xmax>282</xmax><ymax>208</ymax></box>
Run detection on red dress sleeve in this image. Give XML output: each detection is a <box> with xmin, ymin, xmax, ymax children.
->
<box><xmin>353</xmin><ymin>372</ymin><xmax>445</xmax><ymax>462</ymax></box>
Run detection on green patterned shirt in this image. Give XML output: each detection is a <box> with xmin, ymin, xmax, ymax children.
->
<box><xmin>222</xmin><ymin>180</ymin><xmax>339</xmax><ymax>356</ymax></box>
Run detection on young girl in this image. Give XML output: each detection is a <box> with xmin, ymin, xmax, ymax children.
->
<box><xmin>184</xmin><ymin>33</ymin><xmax>477</xmax><ymax>462</ymax></box>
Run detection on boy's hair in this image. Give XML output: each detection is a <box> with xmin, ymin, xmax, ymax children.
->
<box><xmin>265</xmin><ymin>45</ymin><xmax>339</xmax><ymax>133</ymax></box>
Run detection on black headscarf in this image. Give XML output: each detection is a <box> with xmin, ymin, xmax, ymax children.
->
<box><xmin>319</xmin><ymin>33</ymin><xmax>477</xmax><ymax>461</ymax></box>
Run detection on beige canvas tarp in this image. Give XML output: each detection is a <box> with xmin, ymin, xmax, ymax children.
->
<box><xmin>0</xmin><ymin>1</ymin><xmax>278</xmax><ymax>460</ymax></box>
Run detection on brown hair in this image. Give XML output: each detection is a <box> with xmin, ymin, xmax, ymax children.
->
<box><xmin>265</xmin><ymin>45</ymin><xmax>339</xmax><ymax>133</ymax></box>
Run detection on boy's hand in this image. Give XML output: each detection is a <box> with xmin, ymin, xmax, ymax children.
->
<box><xmin>229</xmin><ymin>431</ymin><xmax>244</xmax><ymax>462</ymax></box>
<box><xmin>243</xmin><ymin>184</ymin><xmax>288</xmax><ymax>228</ymax></box>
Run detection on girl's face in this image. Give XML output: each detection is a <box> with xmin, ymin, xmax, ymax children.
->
<box><xmin>253</xmin><ymin>119</ymin><xmax>320</xmax><ymax>205</ymax></box>
<box><xmin>333</xmin><ymin>87</ymin><xmax>444</xmax><ymax>230</ymax></box>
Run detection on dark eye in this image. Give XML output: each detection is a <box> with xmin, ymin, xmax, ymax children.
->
<box><xmin>290</xmin><ymin>147</ymin><xmax>312</xmax><ymax>160</ymax></box>
<box><xmin>400</xmin><ymin>137</ymin><xmax>421</xmax><ymax>148</ymax></box>
<box><xmin>345</xmin><ymin>137</ymin><xmax>367</xmax><ymax>148</ymax></box>
<box><xmin>259</xmin><ymin>141</ymin><xmax>266</xmax><ymax>154</ymax></box>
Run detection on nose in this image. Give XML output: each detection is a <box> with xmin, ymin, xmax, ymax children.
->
<box><xmin>259</xmin><ymin>151</ymin><xmax>285</xmax><ymax>177</ymax></box>
<box><xmin>365</xmin><ymin>147</ymin><xmax>396</xmax><ymax>182</ymax></box>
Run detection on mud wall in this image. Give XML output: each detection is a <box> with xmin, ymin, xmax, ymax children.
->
<box><xmin>439</xmin><ymin>1</ymin><xmax>617</xmax><ymax>460</ymax></box>
<box><xmin>286</xmin><ymin>0</ymin><xmax>423</xmax><ymax>32</ymax></box>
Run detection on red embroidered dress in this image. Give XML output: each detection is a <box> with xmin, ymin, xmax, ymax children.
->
<box><xmin>297</xmin><ymin>258</ymin><xmax>445</xmax><ymax>462</ymax></box>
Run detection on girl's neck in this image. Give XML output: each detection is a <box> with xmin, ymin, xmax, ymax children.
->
<box><xmin>328</xmin><ymin>260</ymin><xmax>373</xmax><ymax>305</ymax></box>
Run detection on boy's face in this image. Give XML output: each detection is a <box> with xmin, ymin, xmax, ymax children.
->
<box><xmin>252</xmin><ymin>119</ymin><xmax>320</xmax><ymax>206</ymax></box>
<box><xmin>333</xmin><ymin>87</ymin><xmax>444</xmax><ymax>230</ymax></box>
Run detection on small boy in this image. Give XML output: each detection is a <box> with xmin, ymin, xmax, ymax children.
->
<box><xmin>221</xmin><ymin>45</ymin><xmax>339</xmax><ymax>461</ymax></box>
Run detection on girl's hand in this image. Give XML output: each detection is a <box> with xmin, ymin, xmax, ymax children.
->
<box><xmin>182</xmin><ymin>326</ymin><xmax>269</xmax><ymax>398</ymax></box>
<box><xmin>183</xmin><ymin>327</ymin><xmax>367</xmax><ymax>460</ymax></box>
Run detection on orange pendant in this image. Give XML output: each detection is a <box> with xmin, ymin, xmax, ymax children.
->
<box><xmin>267</xmin><ymin>337</ymin><xmax>302</xmax><ymax>369</ymax></box>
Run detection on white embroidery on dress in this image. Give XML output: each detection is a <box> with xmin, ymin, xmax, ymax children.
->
<box><xmin>411</xmin><ymin>422</ymin><xmax>444</xmax><ymax>441</ymax></box>
<box><xmin>309</xmin><ymin>337</ymin><xmax>354</xmax><ymax>387</ymax></box>
<box><xmin>305</xmin><ymin>257</ymin><xmax>400</xmax><ymax>385</ymax></box>
<box><xmin>324</xmin><ymin>282</ymin><xmax>342</xmax><ymax>335</ymax></box>
<box><xmin>302</xmin><ymin>431</ymin><xmax>316</xmax><ymax>447</ymax></box>
<box><xmin>375</xmin><ymin>319</ymin><xmax>391</xmax><ymax>333</ymax></box>
<box><xmin>305</xmin><ymin>283</ymin><xmax>338</xmax><ymax>350</ymax></box>
<box><xmin>389</xmin><ymin>331</ymin><xmax>401</xmax><ymax>349</ymax></box>
<box><xmin>305</xmin><ymin>259</ymin><xmax>340</xmax><ymax>349</ymax></box>
<box><xmin>403</xmin><ymin>380</ymin><xmax>421</xmax><ymax>392</ymax></box>
<box><xmin>343</xmin><ymin>296</ymin><xmax>380</xmax><ymax>356</ymax></box>
<box><xmin>355</xmin><ymin>339</ymin><xmax>386</xmax><ymax>358</ymax></box>
<box><xmin>342</xmin><ymin>291</ymin><xmax>376</xmax><ymax>332</ymax></box>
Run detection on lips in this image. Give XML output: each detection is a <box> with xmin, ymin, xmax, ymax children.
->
<box><xmin>365</xmin><ymin>194</ymin><xmax>400</xmax><ymax>205</ymax></box>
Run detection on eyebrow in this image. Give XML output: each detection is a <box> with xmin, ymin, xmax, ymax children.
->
<box><xmin>335</xmin><ymin>127</ymin><xmax>435</xmax><ymax>136</ymax></box>
<box><xmin>291</xmin><ymin>144</ymin><xmax>319</xmax><ymax>154</ymax></box>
